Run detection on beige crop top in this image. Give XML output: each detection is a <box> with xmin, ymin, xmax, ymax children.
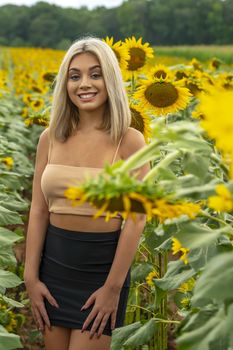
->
<box><xmin>41</xmin><ymin>134</ymin><xmax>124</xmax><ymax>220</ymax></box>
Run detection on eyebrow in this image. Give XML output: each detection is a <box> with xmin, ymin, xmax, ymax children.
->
<box><xmin>68</xmin><ymin>65</ymin><xmax>101</xmax><ymax>72</ymax></box>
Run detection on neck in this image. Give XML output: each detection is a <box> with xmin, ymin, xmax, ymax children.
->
<box><xmin>77</xmin><ymin>105</ymin><xmax>107</xmax><ymax>131</ymax></box>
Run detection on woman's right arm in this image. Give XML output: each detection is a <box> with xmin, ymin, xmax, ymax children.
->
<box><xmin>23</xmin><ymin>128</ymin><xmax>59</xmax><ymax>332</ymax></box>
<box><xmin>24</xmin><ymin>127</ymin><xmax>50</xmax><ymax>284</ymax></box>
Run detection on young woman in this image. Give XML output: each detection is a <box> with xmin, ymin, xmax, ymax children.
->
<box><xmin>24</xmin><ymin>37</ymin><xmax>150</xmax><ymax>350</ymax></box>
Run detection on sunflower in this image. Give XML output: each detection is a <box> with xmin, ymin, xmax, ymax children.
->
<box><xmin>122</xmin><ymin>36</ymin><xmax>154</xmax><ymax>80</ymax></box>
<box><xmin>172</xmin><ymin>237</ymin><xmax>189</xmax><ymax>265</ymax></box>
<box><xmin>102</xmin><ymin>36</ymin><xmax>129</xmax><ymax>70</ymax></box>
<box><xmin>21</xmin><ymin>107</ymin><xmax>28</xmax><ymax>118</ymax></box>
<box><xmin>148</xmin><ymin>64</ymin><xmax>172</xmax><ymax>80</ymax></box>
<box><xmin>41</xmin><ymin>71</ymin><xmax>57</xmax><ymax>82</ymax></box>
<box><xmin>208</xmin><ymin>184</ymin><xmax>233</xmax><ymax>212</ymax></box>
<box><xmin>134</xmin><ymin>77</ymin><xmax>192</xmax><ymax>116</ymax></box>
<box><xmin>198</xmin><ymin>89</ymin><xmax>233</xmax><ymax>157</ymax></box>
<box><xmin>1</xmin><ymin>156</ymin><xmax>14</xmax><ymax>170</ymax></box>
<box><xmin>22</xmin><ymin>93</ymin><xmax>33</xmax><ymax>105</ymax></box>
<box><xmin>175</xmin><ymin>69</ymin><xmax>189</xmax><ymax>81</ymax></box>
<box><xmin>130</xmin><ymin>103</ymin><xmax>152</xmax><ymax>143</ymax></box>
<box><xmin>30</xmin><ymin>98</ymin><xmax>45</xmax><ymax>111</ymax></box>
<box><xmin>189</xmin><ymin>58</ymin><xmax>202</xmax><ymax>71</ymax></box>
<box><xmin>178</xmin><ymin>277</ymin><xmax>195</xmax><ymax>293</ymax></box>
<box><xmin>214</xmin><ymin>73</ymin><xmax>233</xmax><ymax>91</ymax></box>
<box><xmin>146</xmin><ymin>270</ymin><xmax>159</xmax><ymax>287</ymax></box>
<box><xmin>152</xmin><ymin>199</ymin><xmax>201</xmax><ymax>223</ymax></box>
<box><xmin>209</xmin><ymin>57</ymin><xmax>222</xmax><ymax>71</ymax></box>
<box><xmin>185</xmin><ymin>70</ymin><xmax>209</xmax><ymax>96</ymax></box>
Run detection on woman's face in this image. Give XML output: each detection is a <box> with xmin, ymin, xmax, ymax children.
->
<box><xmin>67</xmin><ymin>52</ymin><xmax>108</xmax><ymax>113</ymax></box>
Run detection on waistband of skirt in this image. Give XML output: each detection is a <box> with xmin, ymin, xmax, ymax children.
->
<box><xmin>47</xmin><ymin>223</ymin><xmax>121</xmax><ymax>241</ymax></box>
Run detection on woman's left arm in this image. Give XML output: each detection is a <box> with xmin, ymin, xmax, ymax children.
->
<box><xmin>81</xmin><ymin>128</ymin><xmax>150</xmax><ymax>338</ymax></box>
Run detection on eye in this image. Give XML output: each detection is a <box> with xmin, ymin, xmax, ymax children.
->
<box><xmin>91</xmin><ymin>72</ymin><xmax>101</xmax><ymax>79</ymax></box>
<box><xmin>69</xmin><ymin>74</ymin><xmax>80</xmax><ymax>81</ymax></box>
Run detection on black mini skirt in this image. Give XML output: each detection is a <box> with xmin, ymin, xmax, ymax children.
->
<box><xmin>39</xmin><ymin>223</ymin><xmax>131</xmax><ymax>336</ymax></box>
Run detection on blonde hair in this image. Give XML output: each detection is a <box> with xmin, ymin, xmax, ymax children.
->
<box><xmin>49</xmin><ymin>36</ymin><xmax>131</xmax><ymax>144</ymax></box>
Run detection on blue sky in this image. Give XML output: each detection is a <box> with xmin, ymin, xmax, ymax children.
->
<box><xmin>0</xmin><ymin>0</ymin><xmax>124</xmax><ymax>9</ymax></box>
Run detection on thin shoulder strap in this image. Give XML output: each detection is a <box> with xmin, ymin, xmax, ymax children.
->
<box><xmin>111</xmin><ymin>133</ymin><xmax>124</xmax><ymax>165</ymax></box>
<box><xmin>48</xmin><ymin>138</ymin><xmax>53</xmax><ymax>164</ymax></box>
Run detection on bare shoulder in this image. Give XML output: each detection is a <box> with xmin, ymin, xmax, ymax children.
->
<box><xmin>120</xmin><ymin>127</ymin><xmax>146</xmax><ymax>159</ymax></box>
<box><xmin>39</xmin><ymin>127</ymin><xmax>50</xmax><ymax>146</ymax></box>
<box><xmin>120</xmin><ymin>127</ymin><xmax>150</xmax><ymax>181</ymax></box>
<box><xmin>36</xmin><ymin>127</ymin><xmax>50</xmax><ymax>159</ymax></box>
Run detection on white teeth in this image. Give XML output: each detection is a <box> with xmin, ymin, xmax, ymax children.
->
<box><xmin>79</xmin><ymin>93</ymin><xmax>96</xmax><ymax>99</ymax></box>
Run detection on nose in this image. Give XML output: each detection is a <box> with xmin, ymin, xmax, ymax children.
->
<box><xmin>79</xmin><ymin>75</ymin><xmax>91</xmax><ymax>89</ymax></box>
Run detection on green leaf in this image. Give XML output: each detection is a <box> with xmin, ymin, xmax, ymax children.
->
<box><xmin>192</xmin><ymin>252</ymin><xmax>233</xmax><ymax>306</ymax></box>
<box><xmin>183</xmin><ymin>152</ymin><xmax>209</xmax><ymax>179</ymax></box>
<box><xmin>0</xmin><ymin>325</ymin><xmax>23</xmax><ymax>350</ymax></box>
<box><xmin>0</xmin><ymin>227</ymin><xmax>22</xmax><ymax>245</ymax></box>
<box><xmin>155</xmin><ymin>269</ymin><xmax>195</xmax><ymax>291</ymax></box>
<box><xmin>0</xmin><ymin>269</ymin><xmax>23</xmax><ymax>289</ymax></box>
<box><xmin>0</xmin><ymin>206</ymin><xmax>23</xmax><ymax>225</ymax></box>
<box><xmin>153</xmin><ymin>167</ymin><xmax>177</xmax><ymax>181</ymax></box>
<box><xmin>181</xmin><ymin>305</ymin><xmax>218</xmax><ymax>333</ymax></box>
<box><xmin>0</xmin><ymin>244</ymin><xmax>17</xmax><ymax>269</ymax></box>
<box><xmin>0</xmin><ymin>199</ymin><xmax>28</xmax><ymax>212</ymax></box>
<box><xmin>123</xmin><ymin>318</ymin><xmax>157</xmax><ymax>347</ymax></box>
<box><xmin>110</xmin><ymin>322</ymin><xmax>141</xmax><ymax>350</ymax></box>
<box><xmin>154</xmin><ymin>260</ymin><xmax>196</xmax><ymax>291</ymax></box>
<box><xmin>2</xmin><ymin>295</ymin><xmax>24</xmax><ymax>308</ymax></box>
<box><xmin>131</xmin><ymin>263</ymin><xmax>154</xmax><ymax>283</ymax></box>
<box><xmin>154</xmin><ymin>238</ymin><xmax>172</xmax><ymax>252</ymax></box>
<box><xmin>188</xmin><ymin>245</ymin><xmax>218</xmax><ymax>272</ymax></box>
<box><xmin>176</xmin><ymin>307</ymin><xmax>227</xmax><ymax>350</ymax></box>
<box><xmin>176</xmin><ymin>222</ymin><xmax>224</xmax><ymax>250</ymax></box>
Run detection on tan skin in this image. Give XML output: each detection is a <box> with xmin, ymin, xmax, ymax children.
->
<box><xmin>24</xmin><ymin>52</ymin><xmax>150</xmax><ymax>350</ymax></box>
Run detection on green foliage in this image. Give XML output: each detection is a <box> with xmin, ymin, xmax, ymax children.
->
<box><xmin>0</xmin><ymin>0</ymin><xmax>232</xmax><ymax>48</ymax></box>
<box><xmin>177</xmin><ymin>305</ymin><xmax>233</xmax><ymax>350</ymax></box>
<box><xmin>0</xmin><ymin>95</ymin><xmax>36</xmax><ymax>348</ymax></box>
<box><xmin>0</xmin><ymin>325</ymin><xmax>23</xmax><ymax>350</ymax></box>
<box><xmin>154</xmin><ymin>260</ymin><xmax>195</xmax><ymax>291</ymax></box>
<box><xmin>156</xmin><ymin>45</ymin><xmax>233</xmax><ymax>65</ymax></box>
<box><xmin>111</xmin><ymin>322</ymin><xmax>141</xmax><ymax>350</ymax></box>
<box><xmin>192</xmin><ymin>253</ymin><xmax>233</xmax><ymax>305</ymax></box>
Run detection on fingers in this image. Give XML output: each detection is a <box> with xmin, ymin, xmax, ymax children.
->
<box><xmin>96</xmin><ymin>313</ymin><xmax>111</xmax><ymax>338</ymax></box>
<box><xmin>33</xmin><ymin>306</ymin><xmax>44</xmax><ymax>332</ymax></box>
<box><xmin>43</xmin><ymin>289</ymin><xmax>59</xmax><ymax>308</ymax></box>
<box><xmin>81</xmin><ymin>308</ymin><xmax>98</xmax><ymax>332</ymax></box>
<box><xmin>89</xmin><ymin>312</ymin><xmax>105</xmax><ymax>339</ymax></box>
<box><xmin>111</xmin><ymin>311</ymin><xmax>117</xmax><ymax>331</ymax></box>
<box><xmin>39</xmin><ymin>302</ymin><xmax>51</xmax><ymax>330</ymax></box>
<box><xmin>27</xmin><ymin>280</ymin><xmax>59</xmax><ymax>333</ymax></box>
<box><xmin>82</xmin><ymin>310</ymin><xmax>111</xmax><ymax>339</ymax></box>
<box><xmin>33</xmin><ymin>294</ymin><xmax>54</xmax><ymax>331</ymax></box>
<box><xmin>81</xmin><ymin>293</ymin><xmax>95</xmax><ymax>311</ymax></box>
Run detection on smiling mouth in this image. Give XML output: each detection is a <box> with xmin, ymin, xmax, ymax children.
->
<box><xmin>78</xmin><ymin>93</ymin><xmax>97</xmax><ymax>100</ymax></box>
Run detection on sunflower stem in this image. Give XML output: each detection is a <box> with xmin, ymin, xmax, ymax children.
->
<box><xmin>210</xmin><ymin>152</ymin><xmax>229</xmax><ymax>174</ymax></box>
<box><xmin>143</xmin><ymin>150</ymin><xmax>181</xmax><ymax>182</ymax></box>
<box><xmin>117</xmin><ymin>139</ymin><xmax>162</xmax><ymax>173</ymax></box>
<box><xmin>199</xmin><ymin>210</ymin><xmax>233</xmax><ymax>232</ymax></box>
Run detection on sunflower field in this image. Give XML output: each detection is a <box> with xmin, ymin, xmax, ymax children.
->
<box><xmin>0</xmin><ymin>37</ymin><xmax>233</xmax><ymax>350</ymax></box>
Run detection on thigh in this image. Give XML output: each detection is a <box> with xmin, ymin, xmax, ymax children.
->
<box><xmin>68</xmin><ymin>329</ymin><xmax>111</xmax><ymax>350</ymax></box>
<box><xmin>43</xmin><ymin>325</ymin><xmax>71</xmax><ymax>350</ymax></box>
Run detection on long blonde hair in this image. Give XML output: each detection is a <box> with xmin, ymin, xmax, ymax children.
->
<box><xmin>49</xmin><ymin>36</ymin><xmax>131</xmax><ymax>144</ymax></box>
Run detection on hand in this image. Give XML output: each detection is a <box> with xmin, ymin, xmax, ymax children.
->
<box><xmin>81</xmin><ymin>284</ymin><xmax>121</xmax><ymax>338</ymax></box>
<box><xmin>24</xmin><ymin>279</ymin><xmax>59</xmax><ymax>332</ymax></box>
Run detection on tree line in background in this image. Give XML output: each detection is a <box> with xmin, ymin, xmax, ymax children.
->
<box><xmin>0</xmin><ymin>0</ymin><xmax>233</xmax><ymax>49</ymax></box>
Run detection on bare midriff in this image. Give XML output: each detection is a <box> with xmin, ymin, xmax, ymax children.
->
<box><xmin>49</xmin><ymin>212</ymin><xmax>123</xmax><ymax>232</ymax></box>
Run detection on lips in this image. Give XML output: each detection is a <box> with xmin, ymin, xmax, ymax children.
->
<box><xmin>78</xmin><ymin>92</ymin><xmax>97</xmax><ymax>100</ymax></box>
